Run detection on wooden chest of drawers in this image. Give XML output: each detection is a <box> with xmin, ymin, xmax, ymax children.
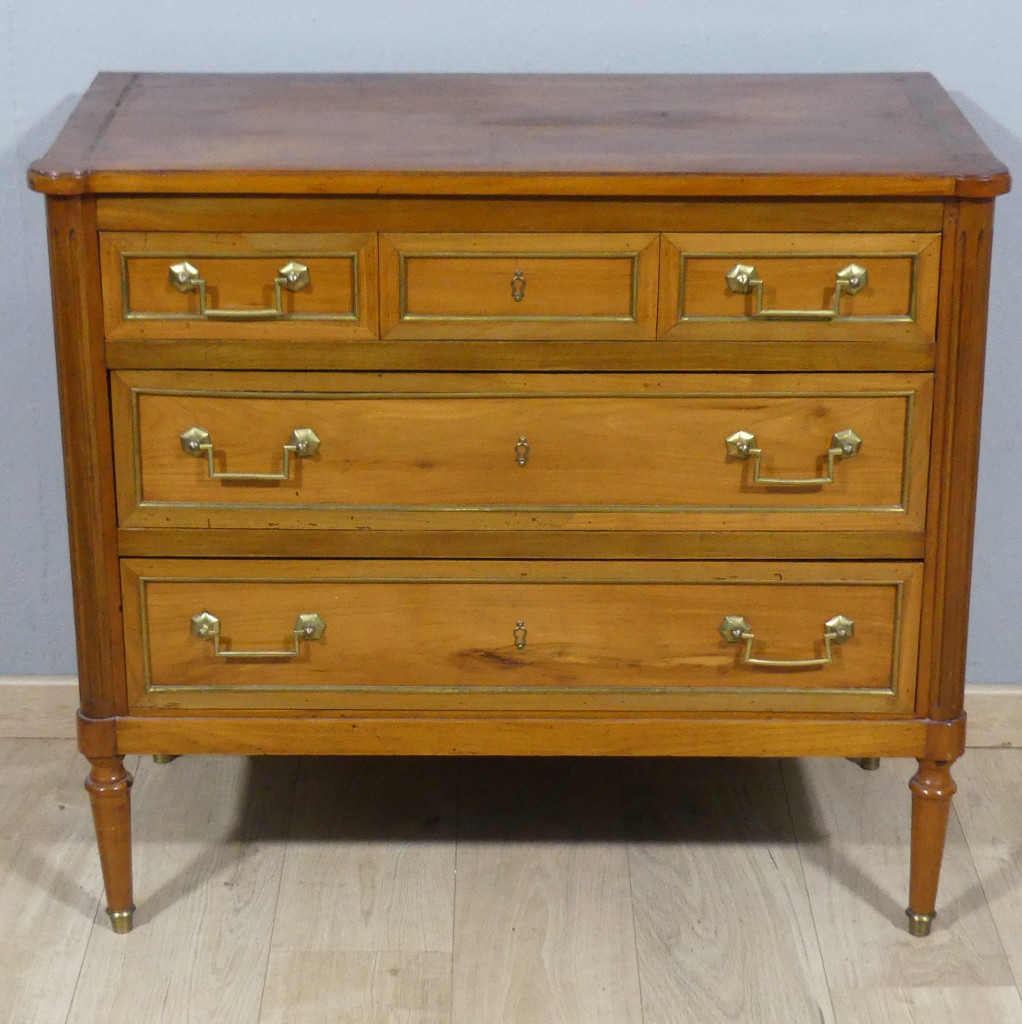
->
<box><xmin>29</xmin><ymin>72</ymin><xmax>1009</xmax><ymax>936</ymax></box>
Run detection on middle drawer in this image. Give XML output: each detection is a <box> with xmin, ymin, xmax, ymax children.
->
<box><xmin>112</xmin><ymin>371</ymin><xmax>931</xmax><ymax>534</ymax></box>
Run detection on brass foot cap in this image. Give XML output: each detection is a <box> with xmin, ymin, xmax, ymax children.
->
<box><xmin>858</xmin><ymin>757</ymin><xmax>881</xmax><ymax>771</ymax></box>
<box><xmin>906</xmin><ymin>909</ymin><xmax>934</xmax><ymax>937</ymax></box>
<box><xmin>152</xmin><ymin>754</ymin><xmax>178</xmax><ymax>765</ymax></box>
<box><xmin>107</xmin><ymin>906</ymin><xmax>136</xmax><ymax>934</ymax></box>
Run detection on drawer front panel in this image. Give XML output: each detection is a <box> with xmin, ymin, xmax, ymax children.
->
<box><xmin>659</xmin><ymin>232</ymin><xmax>939</xmax><ymax>343</ymax></box>
<box><xmin>122</xmin><ymin>559</ymin><xmax>921</xmax><ymax>714</ymax></box>
<box><xmin>112</xmin><ymin>371</ymin><xmax>931</xmax><ymax>533</ymax></box>
<box><xmin>380</xmin><ymin>233</ymin><xmax>660</xmax><ymax>339</ymax></box>
<box><xmin>100</xmin><ymin>232</ymin><xmax>379</xmax><ymax>340</ymax></box>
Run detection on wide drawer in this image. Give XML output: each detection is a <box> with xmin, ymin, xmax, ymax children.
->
<box><xmin>379</xmin><ymin>233</ymin><xmax>660</xmax><ymax>339</ymax></box>
<box><xmin>659</xmin><ymin>232</ymin><xmax>940</xmax><ymax>343</ymax></box>
<box><xmin>100</xmin><ymin>232</ymin><xmax>379</xmax><ymax>341</ymax></box>
<box><xmin>112</xmin><ymin>371</ymin><xmax>931</xmax><ymax>534</ymax></box>
<box><xmin>121</xmin><ymin>559</ymin><xmax>922</xmax><ymax>714</ymax></box>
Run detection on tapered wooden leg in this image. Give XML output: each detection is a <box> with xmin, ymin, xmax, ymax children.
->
<box><xmin>906</xmin><ymin>759</ymin><xmax>957</xmax><ymax>937</ymax></box>
<box><xmin>85</xmin><ymin>756</ymin><xmax>135</xmax><ymax>933</ymax></box>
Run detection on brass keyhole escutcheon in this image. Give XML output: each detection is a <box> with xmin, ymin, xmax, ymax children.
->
<box><xmin>513</xmin><ymin>621</ymin><xmax>528</xmax><ymax>649</ymax></box>
<box><xmin>511</xmin><ymin>269</ymin><xmax>526</xmax><ymax>302</ymax></box>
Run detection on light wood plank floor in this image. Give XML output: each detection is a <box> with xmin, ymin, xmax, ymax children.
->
<box><xmin>5</xmin><ymin>740</ymin><xmax>1022</xmax><ymax>1024</ymax></box>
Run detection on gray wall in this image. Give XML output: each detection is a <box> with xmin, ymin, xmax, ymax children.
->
<box><xmin>2</xmin><ymin>0</ymin><xmax>1020</xmax><ymax>681</ymax></box>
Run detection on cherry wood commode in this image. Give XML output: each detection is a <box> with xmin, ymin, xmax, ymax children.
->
<box><xmin>29</xmin><ymin>73</ymin><xmax>1009</xmax><ymax>935</ymax></box>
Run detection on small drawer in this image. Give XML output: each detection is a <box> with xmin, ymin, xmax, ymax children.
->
<box><xmin>100</xmin><ymin>232</ymin><xmax>379</xmax><ymax>341</ymax></box>
<box><xmin>121</xmin><ymin>559</ymin><xmax>921</xmax><ymax>714</ymax></box>
<box><xmin>659</xmin><ymin>232</ymin><xmax>940</xmax><ymax>344</ymax></box>
<box><xmin>112</xmin><ymin>370</ymin><xmax>931</xmax><ymax>535</ymax></box>
<box><xmin>379</xmin><ymin>233</ymin><xmax>659</xmax><ymax>339</ymax></box>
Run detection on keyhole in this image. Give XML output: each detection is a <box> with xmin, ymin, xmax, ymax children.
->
<box><xmin>513</xmin><ymin>621</ymin><xmax>527</xmax><ymax>649</ymax></box>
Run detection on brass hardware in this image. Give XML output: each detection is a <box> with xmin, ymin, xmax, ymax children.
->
<box><xmin>396</xmin><ymin>249</ymin><xmax>643</xmax><ymax>325</ymax></box>
<box><xmin>152</xmin><ymin>754</ymin><xmax>179</xmax><ymax>765</ymax></box>
<box><xmin>190</xmin><ymin>610</ymin><xmax>326</xmax><ymax>659</ymax></box>
<box><xmin>853</xmin><ymin>757</ymin><xmax>881</xmax><ymax>771</ymax></box>
<box><xmin>724</xmin><ymin>261</ymin><xmax>868</xmax><ymax>320</ymax></box>
<box><xmin>107</xmin><ymin>907</ymin><xmax>135</xmax><ymax>934</ymax></box>
<box><xmin>906</xmin><ymin>909</ymin><xmax>934</xmax><ymax>937</ymax></box>
<box><xmin>179</xmin><ymin>426</ymin><xmax>320</xmax><ymax>482</ymax></box>
<box><xmin>515</xmin><ymin>436</ymin><xmax>530</xmax><ymax>466</ymax></box>
<box><xmin>168</xmin><ymin>261</ymin><xmax>200</xmax><ymax>289</ymax></box>
<box><xmin>135</xmin><ymin>566</ymin><xmax>908</xmax><ymax>701</ymax></box>
<box><xmin>511</xmin><ymin>269</ymin><xmax>526</xmax><ymax>302</ymax></box>
<box><xmin>725</xmin><ymin>428</ymin><xmax>862</xmax><ymax>486</ymax></box>
<box><xmin>167</xmin><ymin>259</ymin><xmax>310</xmax><ymax>319</ymax></box>
<box><xmin>513</xmin><ymin>620</ymin><xmax>528</xmax><ymax>649</ymax></box>
<box><xmin>719</xmin><ymin>613</ymin><xmax>854</xmax><ymax>668</ymax></box>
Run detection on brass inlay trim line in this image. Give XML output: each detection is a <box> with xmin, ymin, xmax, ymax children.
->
<box><xmin>119</xmin><ymin>250</ymin><xmax>362</xmax><ymax>322</ymax></box>
<box><xmin>126</xmin><ymin>385</ymin><xmax>918</xmax><ymax>517</ymax></box>
<box><xmin>396</xmin><ymin>250</ymin><xmax>642</xmax><ymax>324</ymax></box>
<box><xmin>138</xmin><ymin>501</ymin><xmax>909</xmax><ymax>514</ymax></box>
<box><xmin>675</xmin><ymin>250</ymin><xmax>921</xmax><ymax>325</ymax></box>
<box><xmin>135</xmin><ymin>575</ymin><xmax>906</xmax><ymax>702</ymax></box>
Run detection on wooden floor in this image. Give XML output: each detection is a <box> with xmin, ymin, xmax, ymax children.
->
<box><xmin>4</xmin><ymin>741</ymin><xmax>1022</xmax><ymax>1023</ymax></box>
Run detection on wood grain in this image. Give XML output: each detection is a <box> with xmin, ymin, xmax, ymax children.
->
<box><xmin>84</xmin><ymin>756</ymin><xmax>134</xmax><ymax>923</ymax></box>
<box><xmin>100</xmin><ymin>231</ymin><xmax>378</xmax><ymax>342</ymax></box>
<box><xmin>28</xmin><ymin>71</ymin><xmax>1009</xmax><ymax>941</ymax></box>
<box><xmin>380</xmin><ymin>232</ymin><xmax>658</xmax><ymax>340</ymax></box>
<box><xmin>955</xmin><ymin>750</ymin><xmax>1022</xmax><ymax>991</ymax></box>
<box><xmin>917</xmin><ymin>201</ymin><xmax>998</xmax><ymax>721</ymax></box>
<box><xmin>119</xmin><ymin>558</ymin><xmax>922</xmax><ymax>716</ymax></box>
<box><xmin>659</xmin><ymin>231</ymin><xmax>940</xmax><ymax>344</ymax></box>
<box><xmin>45</xmin><ymin>197</ymin><xmax>125</xmax><ymax>721</ymax></box>
<box><xmin>105</xmin><ymin>335</ymin><xmax>939</xmax><ymax>374</ymax></box>
<box><xmin>829</xmin><ymin>985</ymin><xmax>1022</xmax><ymax>1024</ymax></box>
<box><xmin>451</xmin><ymin>758</ymin><xmax>642</xmax><ymax>1024</ymax></box>
<box><xmin>112</xmin><ymin>713</ymin><xmax>931</xmax><ymax>759</ymax></box>
<box><xmin>113</xmin><ymin>525</ymin><xmax>927</xmax><ymax>561</ymax></box>
<box><xmin>0</xmin><ymin>741</ymin><xmax>107</xmax><ymax>1024</ymax></box>
<box><xmin>112</xmin><ymin>369</ymin><xmax>932</xmax><ymax>536</ymax></box>
<box><xmin>7</xmin><ymin>746</ymin><xmax>1022</xmax><ymax>1022</ymax></box>
<box><xmin>67</xmin><ymin>755</ymin><xmax>294</xmax><ymax>1024</ymax></box>
<box><xmin>784</xmin><ymin>757</ymin><xmax>1013</xmax><ymax>989</ymax></box>
<box><xmin>28</xmin><ymin>73</ymin><xmax>1010</xmax><ymax>197</ymax></box>
<box><xmin>94</xmin><ymin>196</ymin><xmax>947</xmax><ymax>234</ymax></box>
<box><xmin>626</xmin><ymin>758</ymin><xmax>834</xmax><ymax>1024</ymax></box>
<box><xmin>908</xmin><ymin>760</ymin><xmax>958</xmax><ymax>922</ymax></box>
<box><xmin>259</xmin><ymin>952</ymin><xmax>451</xmax><ymax>1024</ymax></box>
<box><xmin>266</xmin><ymin>757</ymin><xmax>456</xmax><ymax>953</ymax></box>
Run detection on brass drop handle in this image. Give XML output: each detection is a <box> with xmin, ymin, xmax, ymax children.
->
<box><xmin>513</xmin><ymin>620</ymin><xmax>528</xmax><ymax>649</ymax></box>
<box><xmin>180</xmin><ymin>426</ymin><xmax>320</xmax><ymax>482</ymax></box>
<box><xmin>725</xmin><ymin>262</ymin><xmax>868</xmax><ymax>320</ymax></box>
<box><xmin>168</xmin><ymin>260</ymin><xmax>310</xmax><ymax>319</ymax></box>
<box><xmin>719</xmin><ymin>614</ymin><xmax>854</xmax><ymax>668</ymax></box>
<box><xmin>191</xmin><ymin>611</ymin><xmax>326</xmax><ymax>659</ymax></box>
<box><xmin>725</xmin><ymin>429</ymin><xmax>861</xmax><ymax>487</ymax></box>
<box><xmin>511</xmin><ymin>269</ymin><xmax>526</xmax><ymax>302</ymax></box>
<box><xmin>515</xmin><ymin>436</ymin><xmax>530</xmax><ymax>466</ymax></box>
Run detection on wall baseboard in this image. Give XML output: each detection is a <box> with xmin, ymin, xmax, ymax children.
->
<box><xmin>0</xmin><ymin>677</ymin><xmax>78</xmax><ymax>739</ymax></box>
<box><xmin>959</xmin><ymin>684</ymin><xmax>1022</xmax><ymax>749</ymax></box>
<box><xmin>1</xmin><ymin>677</ymin><xmax>1020</xmax><ymax>747</ymax></box>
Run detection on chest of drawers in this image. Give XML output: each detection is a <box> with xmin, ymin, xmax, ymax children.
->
<box><xmin>29</xmin><ymin>72</ymin><xmax>1009</xmax><ymax>936</ymax></box>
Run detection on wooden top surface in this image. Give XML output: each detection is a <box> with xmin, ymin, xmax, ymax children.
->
<box><xmin>28</xmin><ymin>72</ymin><xmax>1010</xmax><ymax>198</ymax></box>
